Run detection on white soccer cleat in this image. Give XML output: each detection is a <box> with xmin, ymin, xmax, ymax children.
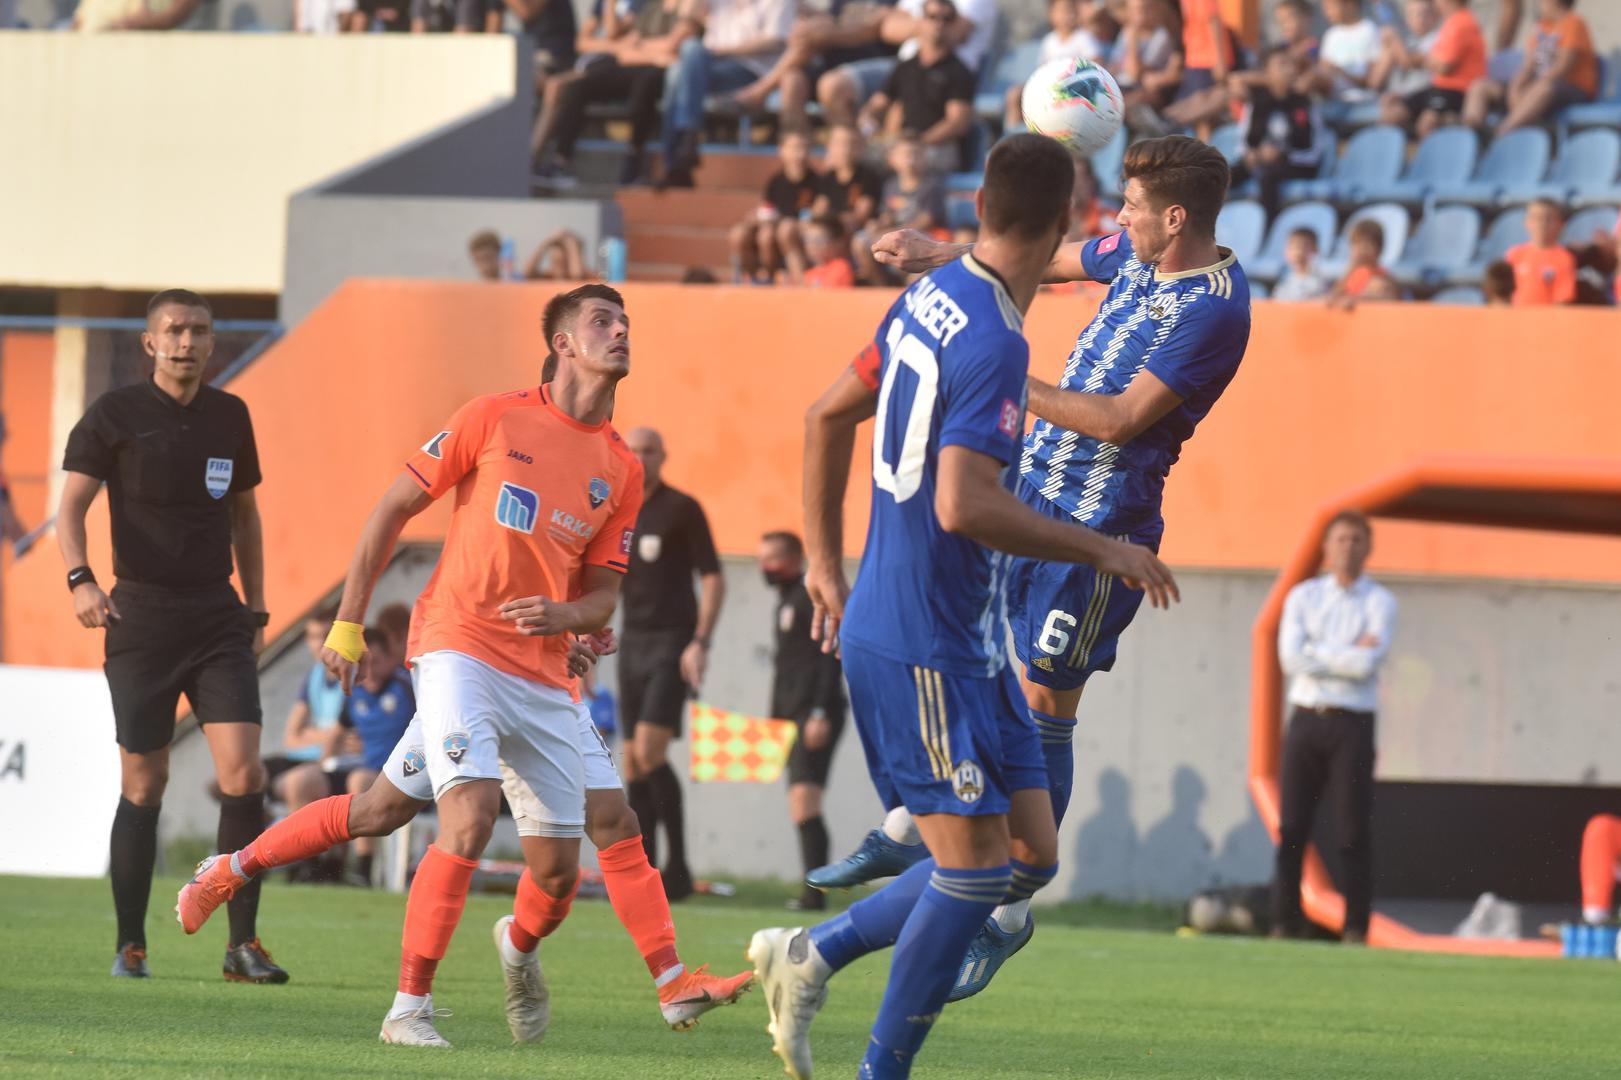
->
<box><xmin>378</xmin><ymin>1005</ymin><xmax>453</xmax><ymax>1048</ymax></box>
<box><xmin>748</xmin><ymin>926</ymin><xmax>828</xmax><ymax>1080</ymax></box>
<box><xmin>492</xmin><ymin>915</ymin><xmax>551</xmax><ymax>1043</ymax></box>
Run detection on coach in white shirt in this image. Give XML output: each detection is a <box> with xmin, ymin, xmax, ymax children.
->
<box><xmin>1271</xmin><ymin>509</ymin><xmax>1396</xmax><ymax>944</ymax></box>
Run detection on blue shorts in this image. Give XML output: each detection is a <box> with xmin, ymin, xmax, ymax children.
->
<box><xmin>841</xmin><ymin>642</ymin><xmax>1047</xmax><ymax>818</ymax></box>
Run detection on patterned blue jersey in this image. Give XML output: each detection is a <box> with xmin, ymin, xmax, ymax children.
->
<box><xmin>841</xmin><ymin>256</ymin><xmax>1030</xmax><ymax>678</ymax></box>
<box><xmin>1020</xmin><ymin>232</ymin><xmax>1251</xmax><ymax>544</ymax></box>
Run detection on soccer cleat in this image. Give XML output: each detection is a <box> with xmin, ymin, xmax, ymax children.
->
<box><xmin>379</xmin><ymin>1006</ymin><xmax>453</xmax><ymax>1048</ymax></box>
<box><xmin>748</xmin><ymin>927</ymin><xmax>827</xmax><ymax>1080</ymax></box>
<box><xmin>111</xmin><ymin>943</ymin><xmax>150</xmax><ymax>978</ymax></box>
<box><xmin>804</xmin><ymin>829</ymin><xmax>928</xmax><ymax>891</ymax></box>
<box><xmin>658</xmin><ymin>963</ymin><xmax>754</xmax><ymax>1031</ymax></box>
<box><xmin>946</xmin><ymin>915</ymin><xmax>1035</xmax><ymax>1003</ymax></box>
<box><xmin>492</xmin><ymin>915</ymin><xmax>550</xmax><ymax>1043</ymax></box>
<box><xmin>175</xmin><ymin>854</ymin><xmax>243</xmax><ymax>935</ymax></box>
<box><xmin>223</xmin><ymin>938</ymin><xmax>290</xmax><ymax>984</ymax></box>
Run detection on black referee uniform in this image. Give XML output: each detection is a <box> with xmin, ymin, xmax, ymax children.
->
<box><xmin>63</xmin><ymin>378</ymin><xmax>281</xmax><ymax>978</ymax></box>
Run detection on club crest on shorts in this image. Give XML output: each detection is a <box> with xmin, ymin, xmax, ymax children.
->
<box><xmin>638</xmin><ymin>533</ymin><xmax>662</xmax><ymax>563</ymax></box>
<box><xmin>588</xmin><ymin>477</ymin><xmax>610</xmax><ymax>509</ymax></box>
<box><xmin>205</xmin><ymin>457</ymin><xmax>233</xmax><ymax>500</ymax></box>
<box><xmin>495</xmin><ymin>481</ymin><xmax>540</xmax><ymax>533</ymax></box>
<box><xmin>442</xmin><ymin>732</ymin><xmax>470</xmax><ymax>764</ymax></box>
<box><xmin>952</xmin><ymin>760</ymin><xmax>985</xmax><ymax>804</ymax></box>
<box><xmin>402</xmin><ymin>747</ymin><xmax>427</xmax><ymax>776</ymax></box>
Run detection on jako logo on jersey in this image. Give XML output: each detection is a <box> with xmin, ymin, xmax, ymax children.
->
<box><xmin>495</xmin><ymin>482</ymin><xmax>540</xmax><ymax>533</ymax></box>
<box><xmin>951</xmin><ymin>760</ymin><xmax>985</xmax><ymax>804</ymax></box>
<box><xmin>588</xmin><ymin>477</ymin><xmax>610</xmax><ymax>509</ymax></box>
<box><xmin>1147</xmin><ymin>294</ymin><xmax>1178</xmax><ymax>321</ymax></box>
<box><xmin>550</xmin><ymin>509</ymin><xmax>596</xmax><ymax>539</ymax></box>
<box><xmin>422</xmin><ymin>431</ymin><xmax>452</xmax><ymax>459</ymax></box>
<box><xmin>205</xmin><ymin>457</ymin><xmax>233</xmax><ymax>500</ymax></box>
<box><xmin>507</xmin><ymin>449</ymin><xmax>533</xmax><ymax>464</ymax></box>
<box><xmin>998</xmin><ymin>398</ymin><xmax>1021</xmax><ymax>437</ymax></box>
<box><xmin>401</xmin><ymin>747</ymin><xmax>427</xmax><ymax>776</ymax></box>
<box><xmin>442</xmin><ymin>733</ymin><xmax>470</xmax><ymax>763</ymax></box>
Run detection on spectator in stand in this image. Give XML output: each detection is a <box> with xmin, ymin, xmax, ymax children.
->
<box><xmin>1165</xmin><ymin>0</ymin><xmax>1238</xmax><ymax>139</ymax></box>
<box><xmin>682</xmin><ymin>266</ymin><xmax>720</xmax><ymax>283</ymax></box>
<box><xmin>1066</xmin><ymin>156</ymin><xmax>1119</xmax><ymax>243</ymax></box>
<box><xmin>801</xmin><ymin>216</ymin><xmax>858</xmax><ymax>288</ymax></box>
<box><xmin>347</xmin><ymin>0</ymin><xmax>408</xmax><ymax>31</ymax></box>
<box><xmin>336</xmin><ymin>626</ymin><xmax>415</xmax><ymax>885</ymax></box>
<box><xmin>661</xmin><ymin>0</ymin><xmax>796</xmax><ymax>187</ymax></box>
<box><xmin>523</xmin><ymin>229</ymin><xmax>593</xmax><ymax>280</ymax></box>
<box><xmin>468</xmin><ymin>230</ymin><xmax>503</xmax><ymax>281</ymax></box>
<box><xmin>410</xmin><ymin>0</ymin><xmax>497</xmax><ymax>32</ymax></box>
<box><xmin>1112</xmin><ymin>0</ymin><xmax>1184</xmax><ymax>119</ymax></box>
<box><xmin>373</xmin><ymin>601</ymin><xmax>412</xmax><ymax>657</ymax></box>
<box><xmin>1461</xmin><ymin>0</ymin><xmax>1597</xmax><ymax>137</ymax></box>
<box><xmin>851</xmin><ymin>134</ymin><xmax>948</xmax><ymax>285</ymax></box>
<box><xmin>1482</xmin><ymin>258</ymin><xmax>1516</xmax><ymax>304</ymax></box>
<box><xmin>1164</xmin><ymin>0</ymin><xmax>1317</xmax><ymax>139</ymax></box>
<box><xmin>1005</xmin><ymin>0</ymin><xmax>1120</xmax><ymax>132</ymax></box>
<box><xmin>813</xmin><ymin>0</ymin><xmax>997</xmax><ymax>131</ymax></box>
<box><xmin>1491</xmin><ymin>0</ymin><xmax>1524</xmax><ymax>52</ymax></box>
<box><xmin>297</xmin><ymin>0</ymin><xmax>357</xmax><ymax>32</ymax></box>
<box><xmin>1329</xmin><ymin>218</ymin><xmax>1400</xmax><ymax>308</ymax></box>
<box><xmin>857</xmin><ymin>0</ymin><xmax>976</xmax><ymax>174</ymax></box>
<box><xmin>1229</xmin><ymin>47</ymin><xmax>1325</xmax><ymax>218</ymax></box>
<box><xmin>1504</xmin><ymin>198</ymin><xmax>1577</xmax><ymax>305</ymax></box>
<box><xmin>1274</xmin><ymin>227</ymin><xmax>1334</xmax><ymax>301</ymax></box>
<box><xmin>811</xmin><ymin>124</ymin><xmax>884</xmax><ymax>238</ymax></box>
<box><xmin>74</xmin><ymin>0</ymin><xmax>203</xmax><ymax>29</ymax></box>
<box><xmin>1369</xmin><ymin>0</ymin><xmax>1439</xmax><ymax>96</ymax></box>
<box><xmin>729</xmin><ymin>130</ymin><xmax>819</xmax><ymax>284</ymax></box>
<box><xmin>1379</xmin><ymin>0</ymin><xmax>1486</xmax><ymax>136</ymax></box>
<box><xmin>1309</xmin><ymin>0</ymin><xmax>1382</xmax><ymax>102</ymax></box>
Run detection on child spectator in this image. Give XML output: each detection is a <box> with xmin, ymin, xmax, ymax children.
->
<box><xmin>1329</xmin><ymin>218</ymin><xmax>1399</xmax><ymax>308</ymax></box>
<box><xmin>1379</xmin><ymin>0</ymin><xmax>1487</xmax><ymax>136</ymax></box>
<box><xmin>1113</xmin><ymin>0</ymin><xmax>1184</xmax><ymax>116</ymax></box>
<box><xmin>1482</xmin><ymin>259</ymin><xmax>1516</xmax><ymax>304</ymax></box>
<box><xmin>1229</xmin><ymin>47</ymin><xmax>1325</xmax><ymax>218</ymax></box>
<box><xmin>1311</xmin><ymin>0</ymin><xmax>1382</xmax><ymax>101</ymax></box>
<box><xmin>811</xmin><ymin>125</ymin><xmax>885</xmax><ymax>238</ymax></box>
<box><xmin>1067</xmin><ymin>156</ymin><xmax>1120</xmax><ymax>243</ymax></box>
<box><xmin>1274</xmin><ymin>227</ymin><xmax>1333</xmax><ymax>301</ymax></box>
<box><xmin>523</xmin><ymin>229</ymin><xmax>592</xmax><ymax>280</ymax></box>
<box><xmin>1164</xmin><ymin>0</ymin><xmax>1316</xmax><ymax>141</ymax></box>
<box><xmin>728</xmin><ymin>130</ymin><xmax>819</xmax><ymax>284</ymax></box>
<box><xmin>1504</xmin><ymin>198</ymin><xmax>1577</xmax><ymax>305</ymax></box>
<box><xmin>802</xmin><ymin>217</ymin><xmax>858</xmax><ymax>288</ymax></box>
<box><xmin>1370</xmin><ymin>0</ymin><xmax>1440</xmax><ymax>96</ymax></box>
<box><xmin>467</xmin><ymin>230</ymin><xmax>502</xmax><ymax>281</ymax></box>
<box><xmin>338</xmin><ymin>626</ymin><xmax>416</xmax><ymax>885</ymax></box>
<box><xmin>1462</xmin><ymin>0</ymin><xmax>1597</xmax><ymax>137</ymax></box>
<box><xmin>1005</xmin><ymin>0</ymin><xmax>1119</xmax><ymax>131</ymax></box>
<box><xmin>852</xmin><ymin>135</ymin><xmax>948</xmax><ymax>284</ymax></box>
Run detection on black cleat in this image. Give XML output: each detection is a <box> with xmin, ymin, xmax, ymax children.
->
<box><xmin>223</xmin><ymin>938</ymin><xmax>290</xmax><ymax>984</ymax></box>
<box><xmin>111</xmin><ymin>942</ymin><xmax>151</xmax><ymax>978</ymax></box>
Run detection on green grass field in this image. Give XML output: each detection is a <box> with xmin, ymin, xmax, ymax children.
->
<box><xmin>2</xmin><ymin>874</ymin><xmax>1615</xmax><ymax>1079</ymax></box>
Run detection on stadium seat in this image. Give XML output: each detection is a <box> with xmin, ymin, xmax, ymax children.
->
<box><xmin>1429</xmin><ymin>285</ymin><xmax>1486</xmax><ymax>305</ymax></box>
<box><xmin>1389</xmin><ymin>205</ymin><xmax>1481</xmax><ymax>286</ymax></box>
<box><xmin>1249</xmin><ymin>279</ymin><xmax>1271</xmax><ymax>299</ymax></box>
<box><xmin>1215</xmin><ymin>199</ymin><xmax>1267</xmax><ymax>265</ymax></box>
<box><xmin>1207</xmin><ymin>123</ymin><xmax>1244</xmax><ymax>165</ymax></box>
<box><xmin>1248</xmin><ymin>201</ymin><xmax>1337</xmax><ymax>282</ymax></box>
<box><xmin>1320</xmin><ymin>202</ymin><xmax>1410</xmax><ymax>278</ymax></box>
<box><xmin>1354</xmin><ymin>127</ymin><xmax>1479</xmax><ymax>208</ymax></box>
<box><xmin>1518</xmin><ymin>128</ymin><xmax>1621</xmax><ymax>204</ymax></box>
<box><xmin>1091</xmin><ymin>126</ymin><xmax>1127</xmax><ymax>198</ymax></box>
<box><xmin>1281</xmin><ymin>124</ymin><xmax>1405</xmax><ymax>204</ymax></box>
<box><xmin>1561</xmin><ymin>51</ymin><xmax>1621</xmax><ymax>134</ymax></box>
<box><xmin>947</xmin><ymin>198</ymin><xmax>980</xmax><ymax>231</ymax></box>
<box><xmin>976</xmin><ymin>39</ymin><xmax>1042</xmax><ymax>121</ymax></box>
<box><xmin>1447</xmin><ymin>208</ymin><xmax>1530</xmax><ymax>284</ymax></box>
<box><xmin>1486</xmin><ymin>48</ymin><xmax>1523</xmax><ymax>84</ymax></box>
<box><xmin>1560</xmin><ymin>204</ymin><xmax>1620</xmax><ymax>247</ymax></box>
<box><xmin>1429</xmin><ymin>128</ymin><xmax>1552</xmax><ymax>208</ymax></box>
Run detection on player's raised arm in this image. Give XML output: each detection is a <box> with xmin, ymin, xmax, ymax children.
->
<box><xmin>803</xmin><ymin>357</ymin><xmax>879</xmax><ymax>651</ymax></box>
<box><xmin>873</xmin><ymin>227</ymin><xmax>1121</xmax><ymax>285</ymax></box>
<box><xmin>935</xmin><ymin>444</ymin><xmax>1179</xmax><ymax>608</ymax></box>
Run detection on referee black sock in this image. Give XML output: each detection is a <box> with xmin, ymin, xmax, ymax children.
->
<box><xmin>796</xmin><ymin>816</ymin><xmax>830</xmax><ymax>882</ymax></box>
<box><xmin>217</xmin><ymin>792</ymin><xmax>266</xmax><ymax>948</ymax></box>
<box><xmin>110</xmin><ymin>797</ymin><xmax>161</xmax><ymax>950</ymax></box>
<box><xmin>627</xmin><ymin>778</ymin><xmax>660</xmax><ymax>867</ymax></box>
<box><xmin>647</xmin><ymin>764</ymin><xmax>688</xmax><ymax>874</ymax></box>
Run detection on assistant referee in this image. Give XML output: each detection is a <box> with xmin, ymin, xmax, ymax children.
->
<box><xmin>56</xmin><ymin>289</ymin><xmax>287</xmax><ymax>983</ymax></box>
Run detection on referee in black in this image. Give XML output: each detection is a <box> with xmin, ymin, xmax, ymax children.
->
<box><xmin>758</xmin><ymin>530</ymin><xmax>845</xmax><ymax>911</ymax></box>
<box><xmin>56</xmin><ymin>289</ymin><xmax>286</xmax><ymax>983</ymax></box>
<box><xmin>620</xmin><ymin>426</ymin><xmax>725</xmax><ymax>901</ymax></box>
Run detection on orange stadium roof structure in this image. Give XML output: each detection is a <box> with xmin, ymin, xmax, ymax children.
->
<box><xmin>1249</xmin><ymin>455</ymin><xmax>1621</xmax><ymax>959</ymax></box>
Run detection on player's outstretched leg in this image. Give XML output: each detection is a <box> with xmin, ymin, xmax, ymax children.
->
<box><xmin>804</xmin><ymin>806</ymin><xmax>927</xmax><ymax>891</ymax></box>
<box><xmin>946</xmin><ymin>857</ymin><xmax>1054</xmax><ymax>1002</ymax></box>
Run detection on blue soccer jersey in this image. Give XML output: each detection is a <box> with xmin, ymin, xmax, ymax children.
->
<box><xmin>840</xmin><ymin>255</ymin><xmax>1030</xmax><ymax>679</ymax></box>
<box><xmin>1020</xmin><ymin>231</ymin><xmax>1251</xmax><ymax>545</ymax></box>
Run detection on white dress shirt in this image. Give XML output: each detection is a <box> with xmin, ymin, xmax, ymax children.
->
<box><xmin>1278</xmin><ymin>573</ymin><xmax>1397</xmax><ymax>713</ymax></box>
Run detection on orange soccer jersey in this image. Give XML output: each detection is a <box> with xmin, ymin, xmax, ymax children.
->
<box><xmin>403</xmin><ymin>385</ymin><xmax>643</xmax><ymax>690</ymax></box>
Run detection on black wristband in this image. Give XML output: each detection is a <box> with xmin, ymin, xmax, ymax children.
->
<box><xmin>252</xmin><ymin>611</ymin><xmax>271</xmax><ymax>628</ymax></box>
<box><xmin>67</xmin><ymin>566</ymin><xmax>97</xmax><ymax>592</ymax></box>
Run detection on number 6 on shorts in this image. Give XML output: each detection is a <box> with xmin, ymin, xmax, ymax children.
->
<box><xmin>1037</xmin><ymin>610</ymin><xmax>1076</xmax><ymax>656</ymax></box>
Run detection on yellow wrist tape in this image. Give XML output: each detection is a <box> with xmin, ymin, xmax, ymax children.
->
<box><xmin>324</xmin><ymin>620</ymin><xmax>367</xmax><ymax>663</ymax></box>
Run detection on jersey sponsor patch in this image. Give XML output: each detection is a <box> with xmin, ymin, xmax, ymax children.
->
<box><xmin>1096</xmin><ymin>232</ymin><xmax>1122</xmax><ymax>254</ymax></box>
<box><xmin>494</xmin><ymin>481</ymin><xmax>540</xmax><ymax>533</ymax></box>
<box><xmin>422</xmin><ymin>431</ymin><xmax>451</xmax><ymax>459</ymax></box>
<box><xmin>588</xmin><ymin>477</ymin><xmax>610</xmax><ymax>509</ymax></box>
<box><xmin>205</xmin><ymin>457</ymin><xmax>233</xmax><ymax>499</ymax></box>
<box><xmin>998</xmin><ymin>398</ymin><xmax>1021</xmax><ymax>437</ymax></box>
<box><xmin>951</xmin><ymin>759</ymin><xmax>985</xmax><ymax>803</ymax></box>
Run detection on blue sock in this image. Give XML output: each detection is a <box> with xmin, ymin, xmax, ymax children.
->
<box><xmin>1006</xmin><ymin>857</ymin><xmax>1057</xmax><ymax>905</ymax></box>
<box><xmin>863</xmin><ymin>865</ymin><xmax>1011</xmax><ymax>1078</ymax></box>
<box><xmin>809</xmin><ymin>858</ymin><xmax>935</xmax><ymax>972</ymax></box>
<box><xmin>1031</xmin><ymin>709</ymin><xmax>1077</xmax><ymax>825</ymax></box>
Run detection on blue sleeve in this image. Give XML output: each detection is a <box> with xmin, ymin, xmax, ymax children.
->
<box><xmin>1079</xmin><ymin>231</ymin><xmax>1134</xmax><ymax>283</ymax></box>
<box><xmin>937</xmin><ymin>329</ymin><xmax>1029</xmax><ymax>465</ymax></box>
<box><xmin>297</xmin><ymin>667</ymin><xmax>312</xmax><ymax>705</ymax></box>
<box><xmin>1143</xmin><ymin>296</ymin><xmax>1250</xmax><ymax>401</ymax></box>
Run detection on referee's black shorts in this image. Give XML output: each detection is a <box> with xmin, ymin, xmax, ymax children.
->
<box><xmin>104</xmin><ymin>582</ymin><xmax>262</xmax><ymax>753</ymax></box>
<box><xmin>618</xmin><ymin>629</ymin><xmax>690</xmax><ymax>739</ymax></box>
<box><xmin>784</xmin><ymin>710</ymin><xmax>846</xmax><ymax>788</ymax></box>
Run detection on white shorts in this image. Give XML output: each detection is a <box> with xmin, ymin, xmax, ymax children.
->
<box><xmin>382</xmin><ymin>653</ymin><xmax>622</xmax><ymax>838</ymax></box>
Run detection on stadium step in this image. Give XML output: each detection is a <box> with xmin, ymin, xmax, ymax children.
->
<box><xmin>618</xmin><ymin>189</ymin><xmax>760</xmax><ymax>230</ymax></box>
<box><xmin>627</xmin><ymin>261</ymin><xmax>732</xmax><ymax>283</ymax></box>
<box><xmin>624</xmin><ymin>224</ymin><xmax>734</xmax><ymax>270</ymax></box>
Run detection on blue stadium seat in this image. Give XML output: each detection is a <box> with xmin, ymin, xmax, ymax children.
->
<box><xmin>1207</xmin><ymin>123</ymin><xmax>1244</xmax><ymax>165</ymax></box>
<box><xmin>1560</xmin><ymin>204</ymin><xmax>1620</xmax><ymax>247</ymax></box>
<box><xmin>1430</xmin><ymin>285</ymin><xmax>1486</xmax><ymax>305</ymax></box>
<box><xmin>1446</xmin><ymin>208</ymin><xmax>1530</xmax><ymax>284</ymax></box>
<box><xmin>945</xmin><ymin>172</ymin><xmax>981</xmax><ymax>193</ymax></box>
<box><xmin>1281</xmin><ymin>124</ymin><xmax>1405</xmax><ymax>204</ymax></box>
<box><xmin>947</xmin><ymin>198</ymin><xmax>981</xmax><ymax>231</ymax></box>
<box><xmin>1091</xmin><ymin>126</ymin><xmax>1128</xmax><ymax>198</ymax></box>
<box><xmin>1248</xmin><ymin>201</ymin><xmax>1338</xmax><ymax>282</ymax></box>
<box><xmin>976</xmin><ymin>39</ymin><xmax>1042</xmax><ymax>121</ymax></box>
<box><xmin>1561</xmin><ymin>51</ymin><xmax>1621</xmax><ymax>134</ymax></box>
<box><xmin>1487</xmin><ymin>48</ymin><xmax>1523</xmax><ymax>84</ymax></box>
<box><xmin>1520</xmin><ymin>128</ymin><xmax>1621</xmax><ymax>204</ymax></box>
<box><xmin>1249</xmin><ymin>279</ymin><xmax>1271</xmax><ymax>299</ymax></box>
<box><xmin>1215</xmin><ymin>199</ymin><xmax>1267</xmax><ymax>265</ymax></box>
<box><xmin>1429</xmin><ymin>128</ymin><xmax>1552</xmax><ymax>208</ymax></box>
<box><xmin>1354</xmin><ymin>127</ymin><xmax>1479</xmax><ymax>207</ymax></box>
<box><xmin>1389</xmin><ymin>205</ymin><xmax>1482</xmax><ymax>286</ymax></box>
<box><xmin>1320</xmin><ymin>202</ymin><xmax>1410</xmax><ymax>278</ymax></box>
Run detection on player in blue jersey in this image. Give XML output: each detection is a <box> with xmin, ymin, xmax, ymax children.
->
<box><xmin>747</xmin><ymin>134</ymin><xmax>1178</xmax><ymax>1080</ymax></box>
<box><xmin>814</xmin><ymin>135</ymin><xmax>1251</xmax><ymax>999</ymax></box>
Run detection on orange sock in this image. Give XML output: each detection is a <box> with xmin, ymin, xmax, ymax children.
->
<box><xmin>398</xmin><ymin>845</ymin><xmax>478</xmax><ymax>995</ymax></box>
<box><xmin>238</xmin><ymin>793</ymin><xmax>352</xmax><ymax>878</ymax></box>
<box><xmin>1580</xmin><ymin>814</ymin><xmax>1621</xmax><ymax>915</ymax></box>
<box><xmin>598</xmin><ymin>835</ymin><xmax>681</xmax><ymax>982</ymax></box>
<box><xmin>509</xmin><ymin>871</ymin><xmax>579</xmax><ymax>952</ymax></box>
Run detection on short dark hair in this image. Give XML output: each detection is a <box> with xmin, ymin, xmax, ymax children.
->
<box><xmin>1349</xmin><ymin>217</ymin><xmax>1385</xmax><ymax>250</ymax></box>
<box><xmin>468</xmin><ymin>230</ymin><xmax>500</xmax><ymax>254</ymax></box>
<box><xmin>1527</xmin><ymin>196</ymin><xmax>1565</xmax><ymax>219</ymax></box>
<box><xmin>762</xmin><ymin>530</ymin><xmax>805</xmax><ymax>557</ymax></box>
<box><xmin>1276</xmin><ymin>0</ymin><xmax>1312</xmax><ymax>14</ymax></box>
<box><xmin>375</xmin><ymin>602</ymin><xmax>412</xmax><ymax>645</ymax></box>
<box><xmin>980</xmin><ymin>133</ymin><xmax>1075</xmax><ymax>242</ymax></box>
<box><xmin>681</xmin><ymin>267</ymin><xmax>719</xmax><ymax>284</ymax></box>
<box><xmin>807</xmin><ymin>214</ymin><xmax>846</xmax><ymax>242</ymax></box>
<box><xmin>542</xmin><ymin>282</ymin><xmax>626</xmax><ymax>350</ymax></box>
<box><xmin>1326</xmin><ymin>509</ymin><xmax>1372</xmax><ymax>537</ymax></box>
<box><xmin>363</xmin><ymin>626</ymin><xmax>389</xmax><ymax>650</ymax></box>
<box><xmin>146</xmin><ymin>288</ymin><xmax>212</xmax><ymax>322</ymax></box>
<box><xmin>1288</xmin><ymin>226</ymin><xmax>1319</xmax><ymax>248</ymax></box>
<box><xmin>1122</xmin><ymin>135</ymin><xmax>1230</xmax><ymax>238</ymax></box>
<box><xmin>1483</xmin><ymin>259</ymin><xmax>1515</xmax><ymax>297</ymax></box>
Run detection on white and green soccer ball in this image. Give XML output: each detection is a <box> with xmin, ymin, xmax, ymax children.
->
<box><xmin>1022</xmin><ymin>56</ymin><xmax>1125</xmax><ymax>157</ymax></box>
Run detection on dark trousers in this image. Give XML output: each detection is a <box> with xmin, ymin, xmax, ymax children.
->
<box><xmin>1272</xmin><ymin>706</ymin><xmax>1376</xmax><ymax>936</ymax></box>
<box><xmin>1230</xmin><ymin>158</ymin><xmax>1317</xmax><ymax>220</ymax></box>
<box><xmin>554</xmin><ymin>61</ymin><xmax>666</xmax><ymax>159</ymax></box>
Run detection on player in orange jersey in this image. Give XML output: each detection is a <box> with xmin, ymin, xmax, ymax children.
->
<box><xmin>178</xmin><ymin>285</ymin><xmax>749</xmax><ymax>1047</ymax></box>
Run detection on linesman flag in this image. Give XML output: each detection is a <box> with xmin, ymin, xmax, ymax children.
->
<box><xmin>688</xmin><ymin>703</ymin><xmax>798</xmax><ymax>783</ymax></box>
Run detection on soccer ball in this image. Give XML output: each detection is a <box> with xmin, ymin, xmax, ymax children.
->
<box><xmin>1021</xmin><ymin>57</ymin><xmax>1124</xmax><ymax>157</ymax></box>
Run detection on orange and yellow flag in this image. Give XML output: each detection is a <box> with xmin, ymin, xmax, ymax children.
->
<box><xmin>688</xmin><ymin>703</ymin><xmax>798</xmax><ymax>783</ymax></box>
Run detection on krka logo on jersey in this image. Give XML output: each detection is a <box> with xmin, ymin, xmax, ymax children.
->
<box><xmin>205</xmin><ymin>458</ymin><xmax>233</xmax><ymax>499</ymax></box>
<box><xmin>495</xmin><ymin>482</ymin><xmax>540</xmax><ymax>533</ymax></box>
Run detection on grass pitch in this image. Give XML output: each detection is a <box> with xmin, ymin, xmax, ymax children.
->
<box><xmin>1</xmin><ymin>874</ymin><xmax>1615</xmax><ymax>1079</ymax></box>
